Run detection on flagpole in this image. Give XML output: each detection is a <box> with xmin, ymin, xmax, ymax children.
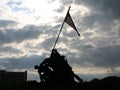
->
<box><xmin>52</xmin><ymin>6</ymin><xmax>71</xmax><ymax>49</ymax></box>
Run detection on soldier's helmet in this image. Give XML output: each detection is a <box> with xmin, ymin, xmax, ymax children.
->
<box><xmin>34</xmin><ymin>65</ymin><xmax>39</xmax><ymax>69</ymax></box>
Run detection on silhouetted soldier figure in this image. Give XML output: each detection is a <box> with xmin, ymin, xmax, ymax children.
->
<box><xmin>34</xmin><ymin>49</ymin><xmax>83</xmax><ymax>84</ymax></box>
<box><xmin>34</xmin><ymin>58</ymin><xmax>53</xmax><ymax>82</ymax></box>
<box><xmin>50</xmin><ymin>49</ymin><xmax>60</xmax><ymax>58</ymax></box>
<box><xmin>50</xmin><ymin>49</ymin><xmax>83</xmax><ymax>83</ymax></box>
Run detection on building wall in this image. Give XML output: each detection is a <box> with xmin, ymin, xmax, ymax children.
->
<box><xmin>0</xmin><ymin>70</ymin><xmax>6</xmax><ymax>81</ymax></box>
<box><xmin>0</xmin><ymin>70</ymin><xmax>27</xmax><ymax>82</ymax></box>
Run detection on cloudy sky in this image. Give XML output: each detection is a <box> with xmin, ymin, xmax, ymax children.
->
<box><xmin>0</xmin><ymin>0</ymin><xmax>120</xmax><ymax>81</ymax></box>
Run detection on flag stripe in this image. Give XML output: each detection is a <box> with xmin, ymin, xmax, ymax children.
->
<box><xmin>64</xmin><ymin>12</ymin><xmax>80</xmax><ymax>36</ymax></box>
<box><xmin>64</xmin><ymin>12</ymin><xmax>76</xmax><ymax>30</ymax></box>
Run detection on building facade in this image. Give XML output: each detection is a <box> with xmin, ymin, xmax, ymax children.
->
<box><xmin>0</xmin><ymin>70</ymin><xmax>27</xmax><ymax>82</ymax></box>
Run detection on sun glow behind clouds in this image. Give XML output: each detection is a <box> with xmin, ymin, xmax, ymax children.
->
<box><xmin>7</xmin><ymin>0</ymin><xmax>61</xmax><ymax>24</ymax></box>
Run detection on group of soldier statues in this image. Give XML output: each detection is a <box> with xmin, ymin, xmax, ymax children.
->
<box><xmin>34</xmin><ymin>49</ymin><xmax>83</xmax><ymax>84</ymax></box>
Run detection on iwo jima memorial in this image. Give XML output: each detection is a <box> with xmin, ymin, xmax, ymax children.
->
<box><xmin>34</xmin><ymin>6</ymin><xmax>83</xmax><ymax>90</ymax></box>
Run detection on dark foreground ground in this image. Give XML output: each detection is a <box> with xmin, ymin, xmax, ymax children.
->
<box><xmin>0</xmin><ymin>76</ymin><xmax>120</xmax><ymax>90</ymax></box>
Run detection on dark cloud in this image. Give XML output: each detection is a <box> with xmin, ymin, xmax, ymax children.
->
<box><xmin>36</xmin><ymin>36</ymin><xmax>69</xmax><ymax>51</ymax></box>
<box><xmin>0</xmin><ymin>19</ymin><xmax>18</xmax><ymax>28</ymax></box>
<box><xmin>66</xmin><ymin>44</ymin><xmax>95</xmax><ymax>65</ymax></box>
<box><xmin>59</xmin><ymin>0</ymin><xmax>120</xmax><ymax>32</ymax></box>
<box><xmin>82</xmin><ymin>32</ymin><xmax>94</xmax><ymax>38</ymax></box>
<box><xmin>74</xmin><ymin>0</ymin><xmax>120</xmax><ymax>19</ymax></box>
<box><xmin>0</xmin><ymin>55</ymin><xmax>45</xmax><ymax>70</ymax></box>
<box><xmin>90</xmin><ymin>45</ymin><xmax>120</xmax><ymax>67</ymax></box>
<box><xmin>40</xmin><ymin>37</ymin><xmax>56</xmax><ymax>50</ymax></box>
<box><xmin>78</xmin><ymin>45</ymin><xmax>120</xmax><ymax>68</ymax></box>
<box><xmin>0</xmin><ymin>25</ymin><xmax>44</xmax><ymax>44</ymax></box>
<box><xmin>60</xmin><ymin>0</ymin><xmax>73</xmax><ymax>5</ymax></box>
<box><xmin>81</xmin><ymin>14</ymin><xmax>99</xmax><ymax>28</ymax></box>
<box><xmin>118</xmin><ymin>28</ymin><xmax>120</xmax><ymax>38</ymax></box>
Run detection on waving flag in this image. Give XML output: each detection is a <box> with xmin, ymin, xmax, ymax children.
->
<box><xmin>64</xmin><ymin>11</ymin><xmax>80</xmax><ymax>36</ymax></box>
<box><xmin>53</xmin><ymin>6</ymin><xmax>80</xmax><ymax>49</ymax></box>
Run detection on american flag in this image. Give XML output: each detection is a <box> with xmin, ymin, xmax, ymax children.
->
<box><xmin>64</xmin><ymin>12</ymin><xmax>80</xmax><ymax>36</ymax></box>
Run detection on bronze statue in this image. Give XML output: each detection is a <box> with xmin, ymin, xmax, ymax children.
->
<box><xmin>34</xmin><ymin>49</ymin><xmax>83</xmax><ymax>84</ymax></box>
